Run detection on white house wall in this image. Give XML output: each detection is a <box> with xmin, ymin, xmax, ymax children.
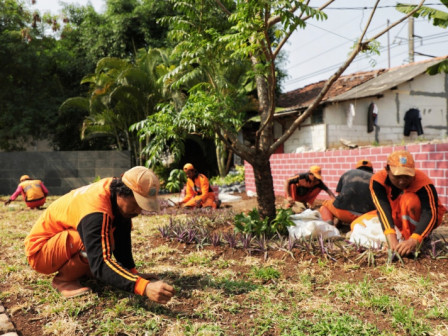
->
<box><xmin>284</xmin><ymin>72</ymin><xmax>448</xmax><ymax>152</ymax></box>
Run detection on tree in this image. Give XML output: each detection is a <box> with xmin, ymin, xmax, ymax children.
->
<box><xmin>137</xmin><ymin>0</ymin><xmax>425</xmax><ymax>219</ymax></box>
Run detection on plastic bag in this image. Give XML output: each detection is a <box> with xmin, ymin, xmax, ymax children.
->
<box><xmin>349</xmin><ymin>215</ymin><xmax>403</xmax><ymax>248</ymax></box>
<box><xmin>288</xmin><ymin>209</ymin><xmax>341</xmax><ymax>240</ymax></box>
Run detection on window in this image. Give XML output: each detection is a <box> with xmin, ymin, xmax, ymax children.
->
<box><xmin>311</xmin><ymin>108</ymin><xmax>324</xmax><ymax>124</ymax></box>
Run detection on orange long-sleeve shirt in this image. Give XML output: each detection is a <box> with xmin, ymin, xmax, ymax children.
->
<box><xmin>24</xmin><ymin>178</ymin><xmax>149</xmax><ymax>296</ymax></box>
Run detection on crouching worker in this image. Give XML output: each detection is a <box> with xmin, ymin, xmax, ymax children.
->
<box><xmin>284</xmin><ymin>165</ymin><xmax>335</xmax><ymax>209</ymax></box>
<box><xmin>354</xmin><ymin>151</ymin><xmax>446</xmax><ymax>256</ymax></box>
<box><xmin>24</xmin><ymin>166</ymin><xmax>175</xmax><ymax>302</ymax></box>
<box><xmin>5</xmin><ymin>175</ymin><xmax>49</xmax><ymax>209</ymax></box>
<box><xmin>319</xmin><ymin>160</ymin><xmax>375</xmax><ymax>226</ymax></box>
<box><xmin>178</xmin><ymin>163</ymin><xmax>219</xmax><ymax>209</ymax></box>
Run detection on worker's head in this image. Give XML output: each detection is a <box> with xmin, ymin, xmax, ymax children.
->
<box><xmin>355</xmin><ymin>159</ymin><xmax>373</xmax><ymax>173</ymax></box>
<box><xmin>309</xmin><ymin>165</ymin><xmax>322</xmax><ymax>180</ymax></box>
<box><xmin>386</xmin><ymin>150</ymin><xmax>415</xmax><ymax>190</ymax></box>
<box><xmin>113</xmin><ymin>166</ymin><xmax>160</xmax><ymax>218</ymax></box>
<box><xmin>20</xmin><ymin>175</ymin><xmax>30</xmax><ymax>182</ymax></box>
<box><xmin>183</xmin><ymin>163</ymin><xmax>196</xmax><ymax>178</ymax></box>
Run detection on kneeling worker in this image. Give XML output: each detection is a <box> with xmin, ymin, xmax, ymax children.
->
<box><xmin>319</xmin><ymin>160</ymin><xmax>375</xmax><ymax>226</ymax></box>
<box><xmin>178</xmin><ymin>163</ymin><xmax>219</xmax><ymax>209</ymax></box>
<box><xmin>24</xmin><ymin>166</ymin><xmax>175</xmax><ymax>302</ymax></box>
<box><xmin>355</xmin><ymin>150</ymin><xmax>446</xmax><ymax>256</ymax></box>
<box><xmin>284</xmin><ymin>165</ymin><xmax>335</xmax><ymax>208</ymax></box>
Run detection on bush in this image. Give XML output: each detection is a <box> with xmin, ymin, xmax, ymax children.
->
<box><xmin>234</xmin><ymin>208</ymin><xmax>294</xmax><ymax>237</ymax></box>
<box><xmin>210</xmin><ymin>165</ymin><xmax>245</xmax><ymax>186</ymax></box>
<box><xmin>165</xmin><ymin>169</ymin><xmax>187</xmax><ymax>193</ymax></box>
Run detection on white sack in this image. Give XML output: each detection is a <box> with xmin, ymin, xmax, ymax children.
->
<box><xmin>288</xmin><ymin>209</ymin><xmax>341</xmax><ymax>240</ymax></box>
<box><xmin>349</xmin><ymin>215</ymin><xmax>403</xmax><ymax>248</ymax></box>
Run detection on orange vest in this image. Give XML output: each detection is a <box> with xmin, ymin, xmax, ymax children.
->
<box><xmin>25</xmin><ymin>178</ymin><xmax>114</xmax><ymax>257</ymax></box>
<box><xmin>19</xmin><ymin>180</ymin><xmax>45</xmax><ymax>201</ymax></box>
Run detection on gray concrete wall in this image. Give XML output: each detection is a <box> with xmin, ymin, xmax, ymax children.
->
<box><xmin>0</xmin><ymin>151</ymin><xmax>131</xmax><ymax>196</ymax></box>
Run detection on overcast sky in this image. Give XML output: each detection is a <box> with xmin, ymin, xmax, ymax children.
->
<box><xmin>30</xmin><ymin>0</ymin><xmax>448</xmax><ymax>93</ymax></box>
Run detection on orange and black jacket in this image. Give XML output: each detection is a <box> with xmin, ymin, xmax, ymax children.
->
<box><xmin>25</xmin><ymin>178</ymin><xmax>149</xmax><ymax>296</ymax></box>
<box><xmin>182</xmin><ymin>173</ymin><xmax>213</xmax><ymax>203</ymax></box>
<box><xmin>370</xmin><ymin>169</ymin><xmax>440</xmax><ymax>241</ymax></box>
<box><xmin>287</xmin><ymin>172</ymin><xmax>329</xmax><ymax>196</ymax></box>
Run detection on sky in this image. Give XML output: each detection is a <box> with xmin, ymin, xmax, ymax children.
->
<box><xmin>29</xmin><ymin>0</ymin><xmax>448</xmax><ymax>93</ymax></box>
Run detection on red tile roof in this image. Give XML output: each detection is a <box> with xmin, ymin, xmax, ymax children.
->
<box><xmin>277</xmin><ymin>69</ymin><xmax>386</xmax><ymax>110</ymax></box>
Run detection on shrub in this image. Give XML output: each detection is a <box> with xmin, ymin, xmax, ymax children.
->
<box><xmin>234</xmin><ymin>208</ymin><xmax>295</xmax><ymax>237</ymax></box>
<box><xmin>165</xmin><ymin>169</ymin><xmax>187</xmax><ymax>193</ymax></box>
<box><xmin>210</xmin><ymin>165</ymin><xmax>245</xmax><ymax>186</ymax></box>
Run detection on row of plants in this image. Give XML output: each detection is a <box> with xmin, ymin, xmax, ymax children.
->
<box><xmin>158</xmin><ymin>208</ymin><xmax>448</xmax><ymax>265</ymax></box>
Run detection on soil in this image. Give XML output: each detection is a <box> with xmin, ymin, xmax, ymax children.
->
<box><xmin>2</xmin><ymin>193</ymin><xmax>448</xmax><ymax>336</ymax></box>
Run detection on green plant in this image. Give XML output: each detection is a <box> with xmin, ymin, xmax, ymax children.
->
<box><xmin>210</xmin><ymin>165</ymin><xmax>245</xmax><ymax>186</ymax></box>
<box><xmin>250</xmin><ymin>266</ymin><xmax>281</xmax><ymax>282</ymax></box>
<box><xmin>234</xmin><ymin>208</ymin><xmax>295</xmax><ymax>237</ymax></box>
<box><xmin>234</xmin><ymin>208</ymin><xmax>270</xmax><ymax>237</ymax></box>
<box><xmin>165</xmin><ymin>168</ymin><xmax>187</xmax><ymax>193</ymax></box>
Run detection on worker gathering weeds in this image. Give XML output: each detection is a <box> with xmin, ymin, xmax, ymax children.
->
<box><xmin>4</xmin><ymin>175</ymin><xmax>49</xmax><ymax>209</ymax></box>
<box><xmin>24</xmin><ymin>166</ymin><xmax>175</xmax><ymax>302</ymax></box>
<box><xmin>178</xmin><ymin>163</ymin><xmax>220</xmax><ymax>209</ymax></box>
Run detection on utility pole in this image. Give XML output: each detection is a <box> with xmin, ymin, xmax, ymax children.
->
<box><xmin>408</xmin><ymin>16</ymin><xmax>414</xmax><ymax>63</ymax></box>
<box><xmin>387</xmin><ymin>19</ymin><xmax>390</xmax><ymax>68</ymax></box>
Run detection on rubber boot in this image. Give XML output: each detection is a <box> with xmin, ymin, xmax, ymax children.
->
<box><xmin>51</xmin><ymin>253</ymin><xmax>91</xmax><ymax>298</ymax></box>
<box><xmin>319</xmin><ymin>205</ymin><xmax>334</xmax><ymax>224</ymax></box>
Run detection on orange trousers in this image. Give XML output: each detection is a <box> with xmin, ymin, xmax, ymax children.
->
<box><xmin>319</xmin><ymin>199</ymin><xmax>359</xmax><ymax>224</ymax></box>
<box><xmin>288</xmin><ymin>185</ymin><xmax>321</xmax><ymax>205</ymax></box>
<box><xmin>183</xmin><ymin>194</ymin><xmax>217</xmax><ymax>209</ymax></box>
<box><xmin>26</xmin><ymin>198</ymin><xmax>46</xmax><ymax>209</ymax></box>
<box><xmin>27</xmin><ymin>229</ymin><xmax>85</xmax><ymax>275</ymax></box>
<box><xmin>352</xmin><ymin>193</ymin><xmax>445</xmax><ymax>239</ymax></box>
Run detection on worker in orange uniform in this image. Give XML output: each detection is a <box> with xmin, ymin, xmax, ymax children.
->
<box><xmin>284</xmin><ymin>165</ymin><xmax>336</xmax><ymax>208</ymax></box>
<box><xmin>5</xmin><ymin>175</ymin><xmax>49</xmax><ymax>209</ymax></box>
<box><xmin>354</xmin><ymin>150</ymin><xmax>446</xmax><ymax>256</ymax></box>
<box><xmin>24</xmin><ymin>166</ymin><xmax>175</xmax><ymax>302</ymax></box>
<box><xmin>319</xmin><ymin>160</ymin><xmax>375</xmax><ymax>226</ymax></box>
<box><xmin>179</xmin><ymin>163</ymin><xmax>219</xmax><ymax>209</ymax></box>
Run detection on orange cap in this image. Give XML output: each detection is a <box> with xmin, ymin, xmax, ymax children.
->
<box><xmin>20</xmin><ymin>175</ymin><xmax>30</xmax><ymax>182</ymax></box>
<box><xmin>122</xmin><ymin>166</ymin><xmax>160</xmax><ymax>212</ymax></box>
<box><xmin>183</xmin><ymin>163</ymin><xmax>194</xmax><ymax>172</ymax></box>
<box><xmin>387</xmin><ymin>150</ymin><xmax>415</xmax><ymax>177</ymax></box>
<box><xmin>356</xmin><ymin>159</ymin><xmax>373</xmax><ymax>169</ymax></box>
<box><xmin>309</xmin><ymin>165</ymin><xmax>322</xmax><ymax>180</ymax></box>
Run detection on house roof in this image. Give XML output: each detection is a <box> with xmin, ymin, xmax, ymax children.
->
<box><xmin>326</xmin><ymin>55</ymin><xmax>448</xmax><ymax>103</ymax></box>
<box><xmin>277</xmin><ymin>55</ymin><xmax>448</xmax><ymax>115</ymax></box>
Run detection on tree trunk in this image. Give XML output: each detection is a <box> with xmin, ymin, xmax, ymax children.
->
<box><xmin>252</xmin><ymin>157</ymin><xmax>276</xmax><ymax>219</ymax></box>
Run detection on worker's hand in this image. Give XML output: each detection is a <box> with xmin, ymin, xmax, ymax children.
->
<box><xmin>385</xmin><ymin>233</ymin><xmax>399</xmax><ymax>251</ymax></box>
<box><xmin>4</xmin><ymin>199</ymin><xmax>11</xmax><ymax>206</ymax></box>
<box><xmin>287</xmin><ymin>197</ymin><xmax>294</xmax><ymax>207</ymax></box>
<box><xmin>145</xmin><ymin>281</ymin><xmax>175</xmax><ymax>304</ymax></box>
<box><xmin>395</xmin><ymin>238</ymin><xmax>419</xmax><ymax>256</ymax></box>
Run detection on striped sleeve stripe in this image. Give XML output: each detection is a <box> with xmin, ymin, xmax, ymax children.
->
<box><xmin>420</xmin><ymin>185</ymin><xmax>438</xmax><ymax>238</ymax></box>
<box><xmin>370</xmin><ymin>183</ymin><xmax>392</xmax><ymax>231</ymax></box>
<box><xmin>101</xmin><ymin>214</ymin><xmax>139</xmax><ymax>282</ymax></box>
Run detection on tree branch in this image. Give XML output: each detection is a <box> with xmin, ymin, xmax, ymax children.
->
<box><xmin>214</xmin><ymin>0</ymin><xmax>231</xmax><ymax>16</ymax></box>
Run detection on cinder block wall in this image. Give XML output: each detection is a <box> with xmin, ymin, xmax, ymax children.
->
<box><xmin>244</xmin><ymin>142</ymin><xmax>448</xmax><ymax>207</ymax></box>
<box><xmin>0</xmin><ymin>151</ymin><xmax>131</xmax><ymax>196</ymax></box>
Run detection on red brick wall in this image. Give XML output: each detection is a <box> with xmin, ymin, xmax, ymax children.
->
<box><xmin>244</xmin><ymin>142</ymin><xmax>448</xmax><ymax>207</ymax></box>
